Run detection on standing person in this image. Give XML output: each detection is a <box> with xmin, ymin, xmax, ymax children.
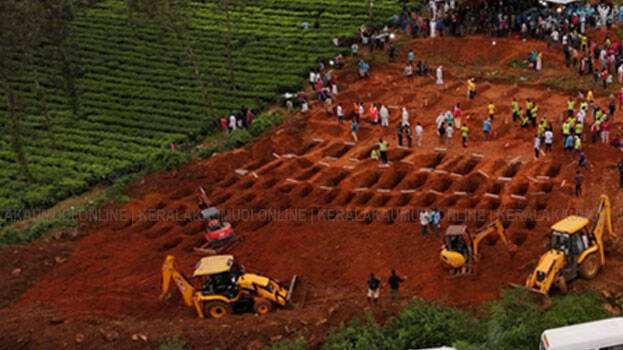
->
<box><xmin>454</xmin><ymin>103</ymin><xmax>462</xmax><ymax>129</ymax></box>
<box><xmin>387</xmin><ymin>270</ymin><xmax>405</xmax><ymax>301</ymax></box>
<box><xmin>220</xmin><ymin>117</ymin><xmax>228</xmax><ymax>133</ymax></box>
<box><xmin>436</xmin><ymin>65</ymin><xmax>444</xmax><ymax>85</ymax></box>
<box><xmin>438</xmin><ymin>121</ymin><xmax>446</xmax><ymax>145</ymax></box>
<box><xmin>446</xmin><ymin>122</ymin><xmax>453</xmax><ymax>146</ymax></box>
<box><xmin>358</xmin><ymin>103</ymin><xmax>365</xmax><ymax>123</ymax></box>
<box><xmin>388</xmin><ymin>43</ymin><xmax>396</xmax><ymax>61</ymax></box>
<box><xmin>467</xmin><ymin>78</ymin><xmax>476</xmax><ymax>99</ymax></box>
<box><xmin>352</xmin><ymin>42</ymin><xmax>359</xmax><ymax>58</ymax></box>
<box><xmin>534</xmin><ymin>134</ymin><xmax>541</xmax><ymax>160</ymax></box>
<box><xmin>609</xmin><ymin>99</ymin><xmax>616</xmax><ymax>119</ymax></box>
<box><xmin>366</xmin><ymin>273</ymin><xmax>381</xmax><ymax>304</ymax></box>
<box><xmin>483</xmin><ymin>118</ymin><xmax>491</xmax><ymax>140</ymax></box>
<box><xmin>405</xmin><ymin>63</ymin><xmax>414</xmax><ymax>82</ymax></box>
<box><xmin>408</xmin><ymin>49</ymin><xmax>414</xmax><ymax>64</ymax></box>
<box><xmin>431</xmin><ymin>208</ymin><xmax>441</xmax><ymax>238</ymax></box>
<box><xmin>397</xmin><ymin>123</ymin><xmax>403</xmax><ymax>146</ymax></box>
<box><xmin>415</xmin><ymin>122</ymin><xmax>423</xmax><ymax>147</ymax></box>
<box><xmin>380</xmin><ymin>104</ymin><xmax>390</xmax><ymax>127</ymax></box>
<box><xmin>401</xmin><ymin>107</ymin><xmax>410</xmax><ymax>126</ymax></box>
<box><xmin>351</xmin><ymin>119</ymin><xmax>358</xmax><ymax>142</ymax></box>
<box><xmin>544</xmin><ymin>128</ymin><xmax>553</xmax><ymax>152</ymax></box>
<box><xmin>353</xmin><ymin>102</ymin><xmax>360</xmax><ymax>123</ymax></box>
<box><xmin>488</xmin><ymin>102</ymin><xmax>495</xmax><ymax>120</ymax></box>
<box><xmin>336</xmin><ymin>103</ymin><xmax>344</xmax><ymax>124</ymax></box>
<box><xmin>574</xmin><ymin>135</ymin><xmax>582</xmax><ymax>156</ymax></box>
<box><xmin>460</xmin><ymin>124</ymin><xmax>469</xmax><ymax>148</ymax></box>
<box><xmin>512</xmin><ymin>98</ymin><xmax>519</xmax><ymax>122</ymax></box>
<box><xmin>419</xmin><ymin>209</ymin><xmax>430</xmax><ymax>237</ymax></box>
<box><xmin>578</xmin><ymin>152</ymin><xmax>589</xmax><ymax>170</ymax></box>
<box><xmin>617</xmin><ymin>158</ymin><xmax>623</xmax><ymax>188</ymax></box>
<box><xmin>369</xmin><ymin>103</ymin><xmax>378</xmax><ymax>124</ymax></box>
<box><xmin>574</xmin><ymin>170</ymin><xmax>584</xmax><ymax>197</ymax></box>
<box><xmin>619</xmin><ymin>88</ymin><xmax>623</xmax><ymax>110</ymax></box>
<box><xmin>406</xmin><ymin>124</ymin><xmax>413</xmax><ymax>147</ymax></box>
<box><xmin>567</xmin><ymin>98</ymin><xmax>575</xmax><ymax>118</ymax></box>
<box><xmin>601</xmin><ymin>120</ymin><xmax>610</xmax><ymax>143</ymax></box>
<box><xmin>228</xmin><ymin>112</ymin><xmax>237</xmax><ymax>131</ymax></box>
<box><xmin>378</xmin><ymin>138</ymin><xmax>388</xmax><ymax>163</ymax></box>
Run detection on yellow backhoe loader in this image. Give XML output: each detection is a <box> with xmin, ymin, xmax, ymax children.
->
<box><xmin>440</xmin><ymin>219</ymin><xmax>516</xmax><ymax>275</ymax></box>
<box><xmin>517</xmin><ymin>194</ymin><xmax>616</xmax><ymax>298</ymax></box>
<box><xmin>159</xmin><ymin>254</ymin><xmax>297</xmax><ymax>318</ymax></box>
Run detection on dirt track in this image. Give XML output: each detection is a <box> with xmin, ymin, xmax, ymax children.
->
<box><xmin>3</xmin><ymin>35</ymin><xmax>623</xmax><ymax>349</ymax></box>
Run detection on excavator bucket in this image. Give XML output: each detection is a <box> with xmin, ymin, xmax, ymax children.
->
<box><xmin>286</xmin><ymin>274</ymin><xmax>298</xmax><ymax>303</ymax></box>
<box><xmin>508</xmin><ymin>283</ymin><xmax>552</xmax><ymax>311</ymax></box>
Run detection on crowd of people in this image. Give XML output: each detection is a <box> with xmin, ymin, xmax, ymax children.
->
<box><xmin>220</xmin><ymin>106</ymin><xmax>256</xmax><ymax>132</ymax></box>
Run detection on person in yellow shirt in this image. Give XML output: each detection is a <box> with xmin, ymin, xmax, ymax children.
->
<box><xmin>511</xmin><ymin>98</ymin><xmax>519</xmax><ymax>122</ymax></box>
<box><xmin>567</xmin><ymin>98</ymin><xmax>575</xmax><ymax>118</ymax></box>
<box><xmin>488</xmin><ymin>102</ymin><xmax>495</xmax><ymax>120</ymax></box>
<box><xmin>467</xmin><ymin>79</ymin><xmax>476</xmax><ymax>99</ymax></box>
<box><xmin>587</xmin><ymin>90</ymin><xmax>594</xmax><ymax>104</ymax></box>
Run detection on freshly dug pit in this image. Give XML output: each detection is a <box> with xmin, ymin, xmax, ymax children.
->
<box><xmin>370</xmin><ymin>194</ymin><xmax>392</xmax><ymax>207</ymax></box>
<box><xmin>546</xmin><ymin>163</ymin><xmax>562</xmax><ymax>177</ymax></box>
<box><xmin>258</xmin><ymin>178</ymin><xmax>278</xmax><ymax>189</ymax></box>
<box><xmin>335</xmin><ymin>191</ymin><xmax>355</xmax><ymax>206</ymax></box>
<box><xmin>388</xmin><ymin>149</ymin><xmax>412</xmax><ymax>162</ymax></box>
<box><xmin>238</xmin><ymin>180</ymin><xmax>254</xmax><ymax>189</ymax></box>
<box><xmin>212</xmin><ymin>192</ymin><xmax>232</xmax><ymax>205</ymax></box>
<box><xmin>158</xmin><ymin>237</ymin><xmax>183</xmax><ymax>252</ymax></box>
<box><xmin>355</xmin><ymin>171</ymin><xmax>381</xmax><ymax>188</ymax></box>
<box><xmin>455</xmin><ymin>159</ymin><xmax>479</xmax><ymax>175</ymax></box>
<box><xmin>511</xmin><ymin>183</ymin><xmax>529</xmax><ymax>196</ymax></box>
<box><xmin>277</xmin><ymin>184</ymin><xmax>295</xmax><ymax>193</ymax></box>
<box><xmin>438</xmin><ymin>195</ymin><xmax>459</xmax><ymax>207</ymax></box>
<box><xmin>295</xmin><ymin>142</ymin><xmax>318</xmax><ymax>156</ymax></box>
<box><xmin>296</xmin><ymin>166</ymin><xmax>321</xmax><ymax>181</ymax></box>
<box><xmin>236</xmin><ymin>193</ymin><xmax>256</xmax><ymax>205</ymax></box>
<box><xmin>145</xmin><ymin>225</ymin><xmax>174</xmax><ymax>239</ymax></box>
<box><xmin>323</xmin><ymin>143</ymin><xmax>351</xmax><ymax>158</ymax></box>
<box><xmin>394</xmin><ymin>194</ymin><xmax>412</xmax><ymax>206</ymax></box>
<box><xmin>400</xmin><ymin>173</ymin><xmax>428</xmax><ymax>190</ymax></box>
<box><xmin>169</xmin><ymin>187</ymin><xmax>194</xmax><ymax>200</ymax></box>
<box><xmin>378</xmin><ymin>171</ymin><xmax>407</xmax><ymax>189</ymax></box>
<box><xmin>487</xmin><ymin>182</ymin><xmax>504</xmax><ymax>194</ymax></box>
<box><xmin>297</xmin><ymin>184</ymin><xmax>313</xmax><ymax>198</ymax></box>
<box><xmin>458</xmin><ymin>176</ymin><xmax>481</xmax><ymax>194</ymax></box>
<box><xmin>357</xmin><ymin>144</ymin><xmax>378</xmax><ymax>160</ymax></box>
<box><xmin>431</xmin><ymin>177</ymin><xmax>453</xmax><ymax>192</ymax></box>
<box><xmin>324</xmin><ymin>189</ymin><xmax>340</xmax><ymax>204</ymax></box>
<box><xmin>524</xmin><ymin>218</ymin><xmax>537</xmax><ymax>230</ymax></box>
<box><xmin>426</xmin><ymin>153</ymin><xmax>445</xmax><ymax>168</ymax></box>
<box><xmin>503</xmin><ymin>162</ymin><xmax>521</xmax><ymax>178</ymax></box>
<box><xmin>321</xmin><ymin>170</ymin><xmax>349</xmax><ymax>186</ymax></box>
<box><xmin>420</xmin><ymin>193</ymin><xmax>438</xmax><ymax>207</ymax></box>
<box><xmin>510</xmin><ymin>230</ymin><xmax>528</xmax><ymax>246</ymax></box>
<box><xmin>258</xmin><ymin>161</ymin><xmax>284</xmax><ymax>175</ymax></box>
<box><xmin>539</xmin><ymin>182</ymin><xmax>554</xmax><ymax>193</ymax></box>
<box><xmin>221</xmin><ymin>176</ymin><xmax>238</xmax><ymax>187</ymax></box>
<box><xmin>535</xmin><ymin>197</ymin><xmax>548</xmax><ymax>211</ymax></box>
<box><xmin>355</xmin><ymin>192</ymin><xmax>374</xmax><ymax>205</ymax></box>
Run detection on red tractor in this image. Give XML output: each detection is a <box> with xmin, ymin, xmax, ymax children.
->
<box><xmin>197</xmin><ymin>187</ymin><xmax>235</xmax><ymax>249</ymax></box>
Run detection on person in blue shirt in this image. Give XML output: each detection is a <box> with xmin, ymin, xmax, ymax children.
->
<box><xmin>565</xmin><ymin>134</ymin><xmax>574</xmax><ymax>151</ymax></box>
<box><xmin>483</xmin><ymin>118</ymin><xmax>491</xmax><ymax>141</ymax></box>
<box><xmin>430</xmin><ymin>208</ymin><xmax>441</xmax><ymax>238</ymax></box>
<box><xmin>408</xmin><ymin>49</ymin><xmax>414</xmax><ymax>63</ymax></box>
<box><xmin>351</xmin><ymin>120</ymin><xmax>358</xmax><ymax>142</ymax></box>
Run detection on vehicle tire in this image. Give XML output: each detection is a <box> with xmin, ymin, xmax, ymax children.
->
<box><xmin>579</xmin><ymin>253</ymin><xmax>600</xmax><ymax>280</ymax></box>
<box><xmin>203</xmin><ymin>300</ymin><xmax>232</xmax><ymax>319</ymax></box>
<box><xmin>253</xmin><ymin>299</ymin><xmax>272</xmax><ymax>315</ymax></box>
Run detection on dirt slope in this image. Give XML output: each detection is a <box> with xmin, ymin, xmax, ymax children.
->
<box><xmin>2</xmin><ymin>35</ymin><xmax>623</xmax><ymax>349</ymax></box>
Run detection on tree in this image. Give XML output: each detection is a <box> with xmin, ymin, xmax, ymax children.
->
<box><xmin>127</xmin><ymin>0</ymin><xmax>212</xmax><ymax>109</ymax></box>
<box><xmin>218</xmin><ymin>0</ymin><xmax>237</xmax><ymax>90</ymax></box>
<box><xmin>0</xmin><ymin>0</ymin><xmax>37</xmax><ymax>183</ymax></box>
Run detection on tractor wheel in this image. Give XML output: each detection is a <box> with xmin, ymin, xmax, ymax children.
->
<box><xmin>203</xmin><ymin>301</ymin><xmax>232</xmax><ymax>319</ymax></box>
<box><xmin>579</xmin><ymin>253</ymin><xmax>600</xmax><ymax>280</ymax></box>
<box><xmin>253</xmin><ymin>299</ymin><xmax>272</xmax><ymax>315</ymax></box>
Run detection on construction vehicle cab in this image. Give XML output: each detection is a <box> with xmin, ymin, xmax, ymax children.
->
<box><xmin>440</xmin><ymin>220</ymin><xmax>515</xmax><ymax>275</ymax></box>
<box><xmin>160</xmin><ymin>255</ymin><xmax>297</xmax><ymax>319</ymax></box>
<box><xmin>198</xmin><ymin>187</ymin><xmax>235</xmax><ymax>248</ymax></box>
<box><xmin>523</xmin><ymin>194</ymin><xmax>616</xmax><ymax>296</ymax></box>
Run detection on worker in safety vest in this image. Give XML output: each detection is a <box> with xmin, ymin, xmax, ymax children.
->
<box><xmin>562</xmin><ymin>121</ymin><xmax>571</xmax><ymax>146</ymax></box>
<box><xmin>460</xmin><ymin>124</ymin><xmax>469</xmax><ymax>147</ymax></box>
<box><xmin>567</xmin><ymin>98</ymin><xmax>575</xmax><ymax>118</ymax></box>
<box><xmin>378</xmin><ymin>138</ymin><xmax>388</xmax><ymax>163</ymax></box>
<box><xmin>520</xmin><ymin>108</ymin><xmax>529</xmax><ymax>128</ymax></box>
<box><xmin>511</xmin><ymin>98</ymin><xmax>519</xmax><ymax>122</ymax></box>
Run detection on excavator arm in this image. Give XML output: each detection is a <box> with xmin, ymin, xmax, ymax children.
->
<box><xmin>237</xmin><ymin>273</ymin><xmax>297</xmax><ymax>307</ymax></box>
<box><xmin>160</xmin><ymin>255</ymin><xmax>196</xmax><ymax>307</ymax></box>
<box><xmin>472</xmin><ymin>220</ymin><xmax>515</xmax><ymax>259</ymax></box>
<box><xmin>591</xmin><ymin>194</ymin><xmax>617</xmax><ymax>265</ymax></box>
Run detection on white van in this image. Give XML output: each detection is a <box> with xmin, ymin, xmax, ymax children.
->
<box><xmin>540</xmin><ymin>317</ymin><xmax>623</xmax><ymax>350</ymax></box>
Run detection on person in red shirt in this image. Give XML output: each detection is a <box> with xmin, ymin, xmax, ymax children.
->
<box><xmin>220</xmin><ymin>118</ymin><xmax>228</xmax><ymax>133</ymax></box>
<box><xmin>369</xmin><ymin>104</ymin><xmax>378</xmax><ymax>124</ymax></box>
<box><xmin>601</xmin><ymin>121</ymin><xmax>610</xmax><ymax>144</ymax></box>
<box><xmin>315</xmin><ymin>79</ymin><xmax>323</xmax><ymax>92</ymax></box>
<box><xmin>602</xmin><ymin>69</ymin><xmax>609</xmax><ymax>90</ymax></box>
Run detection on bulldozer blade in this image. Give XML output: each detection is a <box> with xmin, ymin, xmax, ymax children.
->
<box><xmin>286</xmin><ymin>275</ymin><xmax>298</xmax><ymax>302</ymax></box>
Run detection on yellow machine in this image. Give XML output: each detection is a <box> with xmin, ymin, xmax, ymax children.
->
<box><xmin>521</xmin><ymin>194</ymin><xmax>616</xmax><ymax>295</ymax></box>
<box><xmin>440</xmin><ymin>219</ymin><xmax>516</xmax><ymax>275</ymax></box>
<box><xmin>159</xmin><ymin>255</ymin><xmax>297</xmax><ymax>318</ymax></box>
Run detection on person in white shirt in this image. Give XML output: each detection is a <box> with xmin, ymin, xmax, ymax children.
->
<box><xmin>380</xmin><ymin>105</ymin><xmax>389</xmax><ymax>127</ymax></box>
<box><xmin>446</xmin><ymin>124</ymin><xmax>453</xmax><ymax>146</ymax></box>
<box><xmin>435</xmin><ymin>113</ymin><xmax>445</xmax><ymax>129</ymax></box>
<box><xmin>228</xmin><ymin>113</ymin><xmax>237</xmax><ymax>130</ymax></box>
<box><xmin>419</xmin><ymin>209</ymin><xmax>430</xmax><ymax>236</ymax></box>
<box><xmin>436</xmin><ymin>65</ymin><xmax>443</xmax><ymax>85</ymax></box>
<box><xmin>534</xmin><ymin>135</ymin><xmax>541</xmax><ymax>159</ymax></box>
<box><xmin>544</xmin><ymin>129</ymin><xmax>553</xmax><ymax>152</ymax></box>
<box><xmin>336</xmin><ymin>104</ymin><xmax>343</xmax><ymax>123</ymax></box>
<box><xmin>415</xmin><ymin>122</ymin><xmax>423</xmax><ymax>146</ymax></box>
<box><xmin>351</xmin><ymin>43</ymin><xmax>359</xmax><ymax>57</ymax></box>
<box><xmin>401</xmin><ymin>107</ymin><xmax>409</xmax><ymax>126</ymax></box>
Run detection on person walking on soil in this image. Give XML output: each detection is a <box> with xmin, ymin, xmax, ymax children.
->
<box><xmin>544</xmin><ymin>128</ymin><xmax>553</xmax><ymax>152</ymax></box>
<box><xmin>415</xmin><ymin>122</ymin><xmax>423</xmax><ymax>147</ymax></box>
<box><xmin>567</xmin><ymin>98</ymin><xmax>575</xmax><ymax>118</ymax></box>
<box><xmin>454</xmin><ymin>103</ymin><xmax>462</xmax><ymax>129</ymax></box>
<box><xmin>369</xmin><ymin>103</ymin><xmax>378</xmax><ymax>124</ymax></box>
<box><xmin>460</xmin><ymin>124</ymin><xmax>469</xmax><ymax>148</ymax></box>
<box><xmin>336</xmin><ymin>103</ymin><xmax>344</xmax><ymax>124</ymax></box>
<box><xmin>351</xmin><ymin>119</ymin><xmax>358</xmax><ymax>143</ymax></box>
<box><xmin>380</xmin><ymin>104</ymin><xmax>389</xmax><ymax>127</ymax></box>
<box><xmin>512</xmin><ymin>98</ymin><xmax>519</xmax><ymax>122</ymax></box>
<box><xmin>405</xmin><ymin>63</ymin><xmax>414</xmax><ymax>82</ymax></box>
<box><xmin>438</xmin><ymin>121</ymin><xmax>446</xmax><ymax>145</ymax></box>
<box><xmin>431</xmin><ymin>208</ymin><xmax>441</xmax><ymax>238</ymax></box>
<box><xmin>467</xmin><ymin>78</ymin><xmax>476</xmax><ymax>99</ymax></box>
<box><xmin>388</xmin><ymin>269</ymin><xmax>405</xmax><ymax>301</ymax></box>
<box><xmin>397</xmin><ymin>123</ymin><xmax>403</xmax><ymax>147</ymax></box>
<box><xmin>618</xmin><ymin>158</ymin><xmax>623</xmax><ymax>188</ymax></box>
<box><xmin>578</xmin><ymin>152</ymin><xmax>589</xmax><ymax>170</ymax></box>
<box><xmin>575</xmin><ymin>170</ymin><xmax>584</xmax><ymax>197</ymax></box>
<box><xmin>367</xmin><ymin>273</ymin><xmax>381</xmax><ymax>304</ymax></box>
<box><xmin>378</xmin><ymin>138</ymin><xmax>388</xmax><ymax>163</ymax></box>
<box><xmin>402</xmin><ymin>107</ymin><xmax>410</xmax><ymax>126</ymax></box>
<box><xmin>483</xmin><ymin>118</ymin><xmax>491</xmax><ymax>141</ymax></box>
<box><xmin>420</xmin><ymin>209</ymin><xmax>430</xmax><ymax>237</ymax></box>
<box><xmin>406</xmin><ymin>124</ymin><xmax>413</xmax><ymax>147</ymax></box>
<box><xmin>534</xmin><ymin>134</ymin><xmax>541</xmax><ymax>160</ymax></box>
<box><xmin>488</xmin><ymin>102</ymin><xmax>495</xmax><ymax>120</ymax></box>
